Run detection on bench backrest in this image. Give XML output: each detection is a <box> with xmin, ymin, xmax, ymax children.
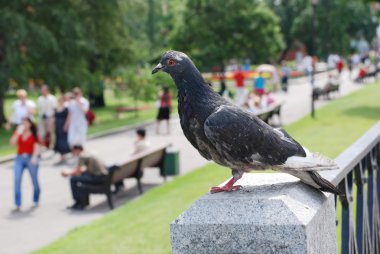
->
<box><xmin>111</xmin><ymin>160</ymin><xmax>140</xmax><ymax>183</ymax></box>
<box><xmin>140</xmin><ymin>149</ymin><xmax>166</xmax><ymax>169</ymax></box>
<box><xmin>255</xmin><ymin>102</ymin><xmax>282</xmax><ymax>117</ymax></box>
<box><xmin>110</xmin><ymin>144</ymin><xmax>170</xmax><ymax>183</ymax></box>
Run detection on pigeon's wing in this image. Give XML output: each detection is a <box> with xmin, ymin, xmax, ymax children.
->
<box><xmin>204</xmin><ymin>105</ymin><xmax>305</xmax><ymax>166</ymax></box>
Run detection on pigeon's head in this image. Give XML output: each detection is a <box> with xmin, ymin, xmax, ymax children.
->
<box><xmin>152</xmin><ymin>50</ymin><xmax>192</xmax><ymax>76</ymax></box>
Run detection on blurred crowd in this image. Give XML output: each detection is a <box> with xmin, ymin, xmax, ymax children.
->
<box><xmin>3</xmin><ymin>78</ymin><xmax>176</xmax><ymax>212</ymax></box>
<box><xmin>5</xmin><ymin>86</ymin><xmax>92</xmax><ymax>164</ymax></box>
<box><xmin>220</xmin><ymin>48</ymin><xmax>380</xmax><ymax>113</ymax></box>
<box><xmin>219</xmin><ymin>69</ymin><xmax>277</xmax><ymax>114</ymax></box>
<box><xmin>4</xmin><ymin>83</ymin><xmax>170</xmax><ymax>211</ymax></box>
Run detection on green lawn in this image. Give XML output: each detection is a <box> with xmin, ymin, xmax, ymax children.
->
<box><xmin>0</xmin><ymin>89</ymin><xmax>176</xmax><ymax>156</ymax></box>
<box><xmin>36</xmin><ymin>82</ymin><xmax>380</xmax><ymax>254</ymax></box>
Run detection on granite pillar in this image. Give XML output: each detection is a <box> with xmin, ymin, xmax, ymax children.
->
<box><xmin>170</xmin><ymin>173</ymin><xmax>337</xmax><ymax>254</ymax></box>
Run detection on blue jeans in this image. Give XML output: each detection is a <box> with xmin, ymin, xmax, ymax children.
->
<box><xmin>14</xmin><ymin>155</ymin><xmax>40</xmax><ymax>207</ymax></box>
<box><xmin>70</xmin><ymin>173</ymin><xmax>106</xmax><ymax>205</ymax></box>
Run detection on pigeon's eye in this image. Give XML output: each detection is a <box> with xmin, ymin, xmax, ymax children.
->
<box><xmin>167</xmin><ymin>59</ymin><xmax>176</xmax><ymax>66</ymax></box>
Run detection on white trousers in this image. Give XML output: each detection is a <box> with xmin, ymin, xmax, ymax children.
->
<box><xmin>235</xmin><ymin>87</ymin><xmax>247</xmax><ymax>107</ymax></box>
<box><xmin>68</xmin><ymin>122</ymin><xmax>88</xmax><ymax>147</ymax></box>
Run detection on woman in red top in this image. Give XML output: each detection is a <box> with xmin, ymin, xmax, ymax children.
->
<box><xmin>156</xmin><ymin>86</ymin><xmax>172</xmax><ymax>134</ymax></box>
<box><xmin>10</xmin><ymin>117</ymin><xmax>40</xmax><ymax>211</ymax></box>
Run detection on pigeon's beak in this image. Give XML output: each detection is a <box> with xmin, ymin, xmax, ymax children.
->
<box><xmin>152</xmin><ymin>63</ymin><xmax>164</xmax><ymax>74</ymax></box>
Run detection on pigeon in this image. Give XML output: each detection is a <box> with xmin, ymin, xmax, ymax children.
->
<box><xmin>152</xmin><ymin>50</ymin><xmax>341</xmax><ymax>195</ymax></box>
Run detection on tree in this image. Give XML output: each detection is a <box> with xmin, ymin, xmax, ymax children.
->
<box><xmin>265</xmin><ymin>0</ymin><xmax>307</xmax><ymax>61</ymax></box>
<box><xmin>0</xmin><ymin>1</ymin><xmax>135</xmax><ymax>124</ymax></box>
<box><xmin>170</xmin><ymin>0</ymin><xmax>284</xmax><ymax>71</ymax></box>
<box><xmin>115</xmin><ymin>66</ymin><xmax>174</xmax><ymax>116</ymax></box>
<box><xmin>268</xmin><ymin>0</ymin><xmax>377</xmax><ymax>59</ymax></box>
<box><xmin>123</xmin><ymin>0</ymin><xmax>186</xmax><ymax>63</ymax></box>
<box><xmin>77</xmin><ymin>1</ymin><xmax>133</xmax><ymax>107</ymax></box>
<box><xmin>0</xmin><ymin>2</ymin><xmax>59</xmax><ymax>124</ymax></box>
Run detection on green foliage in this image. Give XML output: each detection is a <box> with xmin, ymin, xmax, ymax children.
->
<box><xmin>170</xmin><ymin>0</ymin><xmax>285</xmax><ymax>70</ymax></box>
<box><xmin>268</xmin><ymin>0</ymin><xmax>377</xmax><ymax>58</ymax></box>
<box><xmin>0</xmin><ymin>1</ymin><xmax>134</xmax><ymax>122</ymax></box>
<box><xmin>114</xmin><ymin>66</ymin><xmax>175</xmax><ymax>107</ymax></box>
<box><xmin>122</xmin><ymin>0</ymin><xmax>186</xmax><ymax>62</ymax></box>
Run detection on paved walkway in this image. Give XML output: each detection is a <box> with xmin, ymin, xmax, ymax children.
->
<box><xmin>0</xmin><ymin>69</ymin><xmax>361</xmax><ymax>253</ymax></box>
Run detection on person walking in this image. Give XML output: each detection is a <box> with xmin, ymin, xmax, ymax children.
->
<box><xmin>218</xmin><ymin>75</ymin><xmax>227</xmax><ymax>96</ymax></box>
<box><xmin>280</xmin><ymin>60</ymin><xmax>291</xmax><ymax>92</ymax></box>
<box><xmin>6</xmin><ymin>89</ymin><xmax>35</xmax><ymax>130</ymax></box>
<box><xmin>10</xmin><ymin>117</ymin><xmax>40</xmax><ymax>211</ymax></box>
<box><xmin>254</xmin><ymin>72</ymin><xmax>266</xmax><ymax>96</ymax></box>
<box><xmin>156</xmin><ymin>86</ymin><xmax>172</xmax><ymax>134</ymax></box>
<box><xmin>65</xmin><ymin>87</ymin><xmax>89</xmax><ymax>147</ymax></box>
<box><xmin>336</xmin><ymin>57</ymin><xmax>344</xmax><ymax>75</ymax></box>
<box><xmin>54</xmin><ymin>95</ymin><xmax>71</xmax><ymax>164</ymax></box>
<box><xmin>233</xmin><ymin>67</ymin><xmax>246</xmax><ymax>106</ymax></box>
<box><xmin>37</xmin><ymin>85</ymin><xmax>57</xmax><ymax>149</ymax></box>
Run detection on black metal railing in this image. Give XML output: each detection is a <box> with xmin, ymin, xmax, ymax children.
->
<box><xmin>321</xmin><ymin>121</ymin><xmax>380</xmax><ymax>254</ymax></box>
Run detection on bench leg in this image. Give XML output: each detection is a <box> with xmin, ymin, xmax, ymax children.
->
<box><xmin>106</xmin><ymin>192</ymin><xmax>114</xmax><ymax>210</ymax></box>
<box><xmin>137</xmin><ymin>178</ymin><xmax>143</xmax><ymax>194</ymax></box>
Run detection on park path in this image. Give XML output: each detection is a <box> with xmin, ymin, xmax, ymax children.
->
<box><xmin>0</xmin><ymin>69</ymin><xmax>362</xmax><ymax>254</ymax></box>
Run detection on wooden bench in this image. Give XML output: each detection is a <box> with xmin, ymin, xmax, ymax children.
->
<box><xmin>114</xmin><ymin>105</ymin><xmax>150</xmax><ymax>119</ymax></box>
<box><xmin>313</xmin><ymin>83</ymin><xmax>340</xmax><ymax>100</ymax></box>
<box><xmin>255</xmin><ymin>102</ymin><xmax>283</xmax><ymax>125</ymax></box>
<box><xmin>81</xmin><ymin>143</ymin><xmax>171</xmax><ymax>209</ymax></box>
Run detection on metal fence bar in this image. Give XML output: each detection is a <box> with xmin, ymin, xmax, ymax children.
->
<box><xmin>356</xmin><ymin>164</ymin><xmax>365</xmax><ymax>254</ymax></box>
<box><xmin>341</xmin><ymin>194</ymin><xmax>350</xmax><ymax>254</ymax></box>
<box><xmin>325</xmin><ymin>121</ymin><xmax>380</xmax><ymax>253</ymax></box>
<box><xmin>321</xmin><ymin>121</ymin><xmax>380</xmax><ymax>186</ymax></box>
<box><xmin>374</xmin><ymin>146</ymin><xmax>380</xmax><ymax>254</ymax></box>
<box><xmin>368</xmin><ymin>153</ymin><xmax>374</xmax><ymax>244</ymax></box>
<box><xmin>363</xmin><ymin>161</ymin><xmax>372</xmax><ymax>254</ymax></box>
<box><xmin>341</xmin><ymin>171</ymin><xmax>359</xmax><ymax>254</ymax></box>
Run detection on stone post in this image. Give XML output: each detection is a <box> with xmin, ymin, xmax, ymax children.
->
<box><xmin>170</xmin><ymin>173</ymin><xmax>337</xmax><ymax>254</ymax></box>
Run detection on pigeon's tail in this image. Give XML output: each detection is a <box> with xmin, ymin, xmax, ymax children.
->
<box><xmin>277</xmin><ymin>148</ymin><xmax>343</xmax><ymax>195</ymax></box>
<box><xmin>281</xmin><ymin>170</ymin><xmax>344</xmax><ymax>195</ymax></box>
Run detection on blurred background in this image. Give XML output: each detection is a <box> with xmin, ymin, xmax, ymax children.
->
<box><xmin>1</xmin><ymin>1</ymin><xmax>380</xmax><ymax>254</ymax></box>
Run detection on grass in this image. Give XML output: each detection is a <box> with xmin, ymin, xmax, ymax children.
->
<box><xmin>36</xmin><ymin>82</ymin><xmax>380</xmax><ymax>254</ymax></box>
<box><xmin>0</xmin><ymin>89</ymin><xmax>177</xmax><ymax>157</ymax></box>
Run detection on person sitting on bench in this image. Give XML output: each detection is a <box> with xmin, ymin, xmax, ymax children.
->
<box><xmin>113</xmin><ymin>128</ymin><xmax>150</xmax><ymax>194</ymax></box>
<box><xmin>62</xmin><ymin>145</ymin><xmax>108</xmax><ymax>210</ymax></box>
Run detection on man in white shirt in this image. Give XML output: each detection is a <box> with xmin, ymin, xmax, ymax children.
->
<box><xmin>7</xmin><ymin>89</ymin><xmax>35</xmax><ymax>129</ymax></box>
<box><xmin>65</xmin><ymin>87</ymin><xmax>89</xmax><ymax>147</ymax></box>
<box><xmin>37</xmin><ymin>85</ymin><xmax>57</xmax><ymax>148</ymax></box>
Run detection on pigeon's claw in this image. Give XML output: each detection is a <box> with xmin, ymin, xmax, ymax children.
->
<box><xmin>209</xmin><ymin>177</ymin><xmax>242</xmax><ymax>194</ymax></box>
<box><xmin>210</xmin><ymin>185</ymin><xmax>242</xmax><ymax>193</ymax></box>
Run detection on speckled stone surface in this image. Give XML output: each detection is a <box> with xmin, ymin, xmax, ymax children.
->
<box><xmin>170</xmin><ymin>173</ymin><xmax>337</xmax><ymax>254</ymax></box>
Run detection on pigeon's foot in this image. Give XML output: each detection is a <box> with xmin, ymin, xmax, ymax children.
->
<box><xmin>209</xmin><ymin>177</ymin><xmax>242</xmax><ymax>194</ymax></box>
<box><xmin>210</xmin><ymin>185</ymin><xmax>242</xmax><ymax>193</ymax></box>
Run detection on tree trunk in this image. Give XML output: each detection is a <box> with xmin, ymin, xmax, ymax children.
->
<box><xmin>0</xmin><ymin>36</ymin><xmax>7</xmax><ymax>125</ymax></box>
<box><xmin>0</xmin><ymin>91</ymin><xmax>6</xmax><ymax>125</ymax></box>
<box><xmin>147</xmin><ymin>0</ymin><xmax>155</xmax><ymax>55</ymax></box>
<box><xmin>89</xmin><ymin>92</ymin><xmax>105</xmax><ymax>108</ymax></box>
<box><xmin>88</xmin><ymin>57</ymin><xmax>106</xmax><ymax>108</ymax></box>
<box><xmin>133</xmin><ymin>95</ymin><xmax>139</xmax><ymax>117</ymax></box>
